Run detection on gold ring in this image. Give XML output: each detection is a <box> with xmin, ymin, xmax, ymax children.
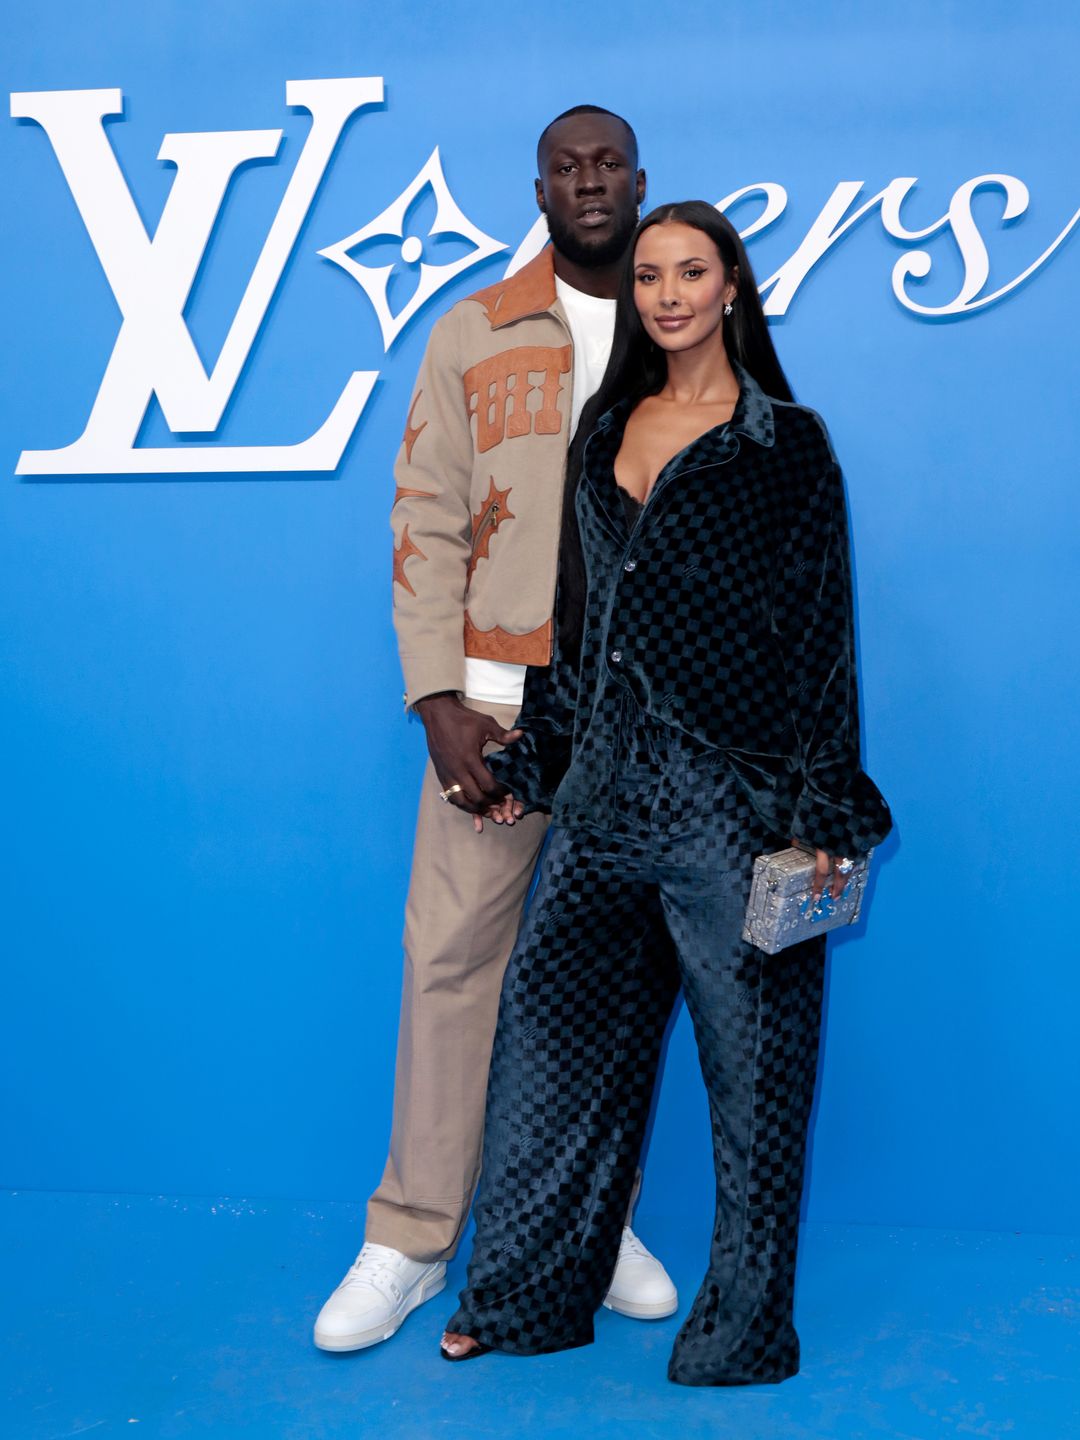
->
<box><xmin>439</xmin><ymin>783</ymin><xmax>464</xmax><ymax>803</ymax></box>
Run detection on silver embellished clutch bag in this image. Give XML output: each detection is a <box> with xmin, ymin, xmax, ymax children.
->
<box><xmin>742</xmin><ymin>846</ymin><xmax>873</xmax><ymax>955</ymax></box>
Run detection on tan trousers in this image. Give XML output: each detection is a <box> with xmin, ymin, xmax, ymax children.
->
<box><xmin>366</xmin><ymin>700</ymin><xmax>549</xmax><ymax>1262</ymax></box>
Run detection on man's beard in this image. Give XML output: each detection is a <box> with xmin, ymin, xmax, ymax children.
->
<box><xmin>546</xmin><ymin>204</ymin><xmax>638</xmax><ymax>270</ymax></box>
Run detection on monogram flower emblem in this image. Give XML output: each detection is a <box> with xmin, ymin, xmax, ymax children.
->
<box><xmin>318</xmin><ymin>149</ymin><xmax>507</xmax><ymax>351</ymax></box>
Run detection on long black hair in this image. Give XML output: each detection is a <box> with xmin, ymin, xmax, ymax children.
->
<box><xmin>557</xmin><ymin>200</ymin><xmax>794</xmax><ymax>657</ymax></box>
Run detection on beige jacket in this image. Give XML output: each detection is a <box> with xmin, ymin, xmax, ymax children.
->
<box><xmin>391</xmin><ymin>249</ymin><xmax>579</xmax><ymax>706</ymax></box>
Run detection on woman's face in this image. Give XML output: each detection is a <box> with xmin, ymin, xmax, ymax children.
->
<box><xmin>632</xmin><ymin>221</ymin><xmax>737</xmax><ymax>355</ymax></box>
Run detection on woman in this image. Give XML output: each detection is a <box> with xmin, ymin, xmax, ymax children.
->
<box><xmin>440</xmin><ymin>201</ymin><xmax>891</xmax><ymax>1385</ymax></box>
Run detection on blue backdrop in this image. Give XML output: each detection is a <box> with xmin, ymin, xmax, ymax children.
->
<box><xmin>2</xmin><ymin>0</ymin><xmax>1077</xmax><ymax>1236</ymax></box>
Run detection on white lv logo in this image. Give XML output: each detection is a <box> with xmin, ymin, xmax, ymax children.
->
<box><xmin>10</xmin><ymin>78</ymin><xmax>383</xmax><ymax>475</ymax></box>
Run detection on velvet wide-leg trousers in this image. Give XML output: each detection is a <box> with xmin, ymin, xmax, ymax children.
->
<box><xmin>448</xmin><ymin>728</ymin><xmax>826</xmax><ymax>1386</ymax></box>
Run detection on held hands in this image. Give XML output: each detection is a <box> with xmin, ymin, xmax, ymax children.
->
<box><xmin>472</xmin><ymin>790</ymin><xmax>525</xmax><ymax>834</ymax></box>
<box><xmin>414</xmin><ymin>692</ymin><xmax>522</xmax><ymax>821</ymax></box>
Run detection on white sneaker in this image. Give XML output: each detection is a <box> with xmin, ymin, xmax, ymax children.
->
<box><xmin>602</xmin><ymin>1226</ymin><xmax>679</xmax><ymax>1319</ymax></box>
<box><xmin>313</xmin><ymin>1242</ymin><xmax>446</xmax><ymax>1351</ymax></box>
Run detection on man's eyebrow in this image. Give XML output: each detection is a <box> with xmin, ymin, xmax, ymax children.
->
<box><xmin>547</xmin><ymin>145</ymin><xmax>628</xmax><ymax>162</ymax></box>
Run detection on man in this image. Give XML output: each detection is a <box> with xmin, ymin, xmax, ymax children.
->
<box><xmin>315</xmin><ymin>106</ymin><xmax>677</xmax><ymax>1353</ymax></box>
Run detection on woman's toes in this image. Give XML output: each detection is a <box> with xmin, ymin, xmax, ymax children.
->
<box><xmin>441</xmin><ymin>1331</ymin><xmax>477</xmax><ymax>1357</ymax></box>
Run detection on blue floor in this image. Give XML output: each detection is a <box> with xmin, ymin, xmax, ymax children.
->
<box><xmin>3</xmin><ymin>1191</ymin><xmax>1077</xmax><ymax>1440</ymax></box>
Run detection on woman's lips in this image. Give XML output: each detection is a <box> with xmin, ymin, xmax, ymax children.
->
<box><xmin>655</xmin><ymin>315</ymin><xmax>693</xmax><ymax>330</ymax></box>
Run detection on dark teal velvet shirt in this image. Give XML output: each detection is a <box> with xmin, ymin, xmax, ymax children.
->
<box><xmin>489</xmin><ymin>368</ymin><xmax>891</xmax><ymax>858</ymax></box>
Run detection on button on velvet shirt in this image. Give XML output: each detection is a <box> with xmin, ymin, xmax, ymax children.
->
<box><xmin>489</xmin><ymin>367</ymin><xmax>892</xmax><ymax>859</ymax></box>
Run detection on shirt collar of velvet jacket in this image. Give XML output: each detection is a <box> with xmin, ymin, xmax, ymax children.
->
<box><xmin>588</xmin><ymin>362</ymin><xmax>776</xmax><ymax>470</ymax></box>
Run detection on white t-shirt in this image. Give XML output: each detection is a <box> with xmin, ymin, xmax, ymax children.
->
<box><xmin>464</xmin><ymin>277</ymin><xmax>617</xmax><ymax>707</ymax></box>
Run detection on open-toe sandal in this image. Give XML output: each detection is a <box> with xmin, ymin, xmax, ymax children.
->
<box><xmin>440</xmin><ymin>1339</ymin><xmax>491</xmax><ymax>1362</ymax></box>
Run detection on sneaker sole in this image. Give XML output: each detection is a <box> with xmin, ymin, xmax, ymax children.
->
<box><xmin>603</xmin><ymin>1293</ymin><xmax>679</xmax><ymax>1320</ymax></box>
<box><xmin>314</xmin><ymin>1266</ymin><xmax>447</xmax><ymax>1352</ymax></box>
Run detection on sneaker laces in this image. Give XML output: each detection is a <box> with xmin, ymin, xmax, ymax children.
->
<box><xmin>340</xmin><ymin>1242</ymin><xmax>411</xmax><ymax>1302</ymax></box>
<box><xmin>619</xmin><ymin>1227</ymin><xmax>652</xmax><ymax>1262</ymax></box>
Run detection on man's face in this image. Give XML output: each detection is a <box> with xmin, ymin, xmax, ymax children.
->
<box><xmin>535</xmin><ymin>115</ymin><xmax>645</xmax><ymax>269</ymax></box>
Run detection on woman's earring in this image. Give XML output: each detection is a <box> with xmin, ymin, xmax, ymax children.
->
<box><xmin>724</xmin><ymin>301</ymin><xmax>734</xmax><ymax>316</ymax></box>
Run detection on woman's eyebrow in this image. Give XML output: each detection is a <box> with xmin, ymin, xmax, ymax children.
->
<box><xmin>635</xmin><ymin>256</ymin><xmax>711</xmax><ymax>268</ymax></box>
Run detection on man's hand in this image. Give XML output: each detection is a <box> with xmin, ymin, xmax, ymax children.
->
<box><xmin>414</xmin><ymin>693</ymin><xmax>523</xmax><ymax>814</ymax></box>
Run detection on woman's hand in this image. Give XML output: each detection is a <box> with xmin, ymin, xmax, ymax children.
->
<box><xmin>793</xmin><ymin>840</ymin><xmax>854</xmax><ymax>902</ymax></box>
<box><xmin>473</xmin><ymin>792</ymin><xmax>525</xmax><ymax>833</ymax></box>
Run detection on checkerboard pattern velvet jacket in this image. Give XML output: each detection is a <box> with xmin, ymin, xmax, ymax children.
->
<box><xmin>487</xmin><ymin>368</ymin><xmax>892</xmax><ymax>858</ymax></box>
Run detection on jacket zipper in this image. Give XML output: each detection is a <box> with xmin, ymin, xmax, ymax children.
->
<box><xmin>468</xmin><ymin>497</ymin><xmax>503</xmax><ymax>578</ymax></box>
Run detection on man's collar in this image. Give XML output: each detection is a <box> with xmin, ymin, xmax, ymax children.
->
<box><xmin>470</xmin><ymin>248</ymin><xmax>557</xmax><ymax>329</ymax></box>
